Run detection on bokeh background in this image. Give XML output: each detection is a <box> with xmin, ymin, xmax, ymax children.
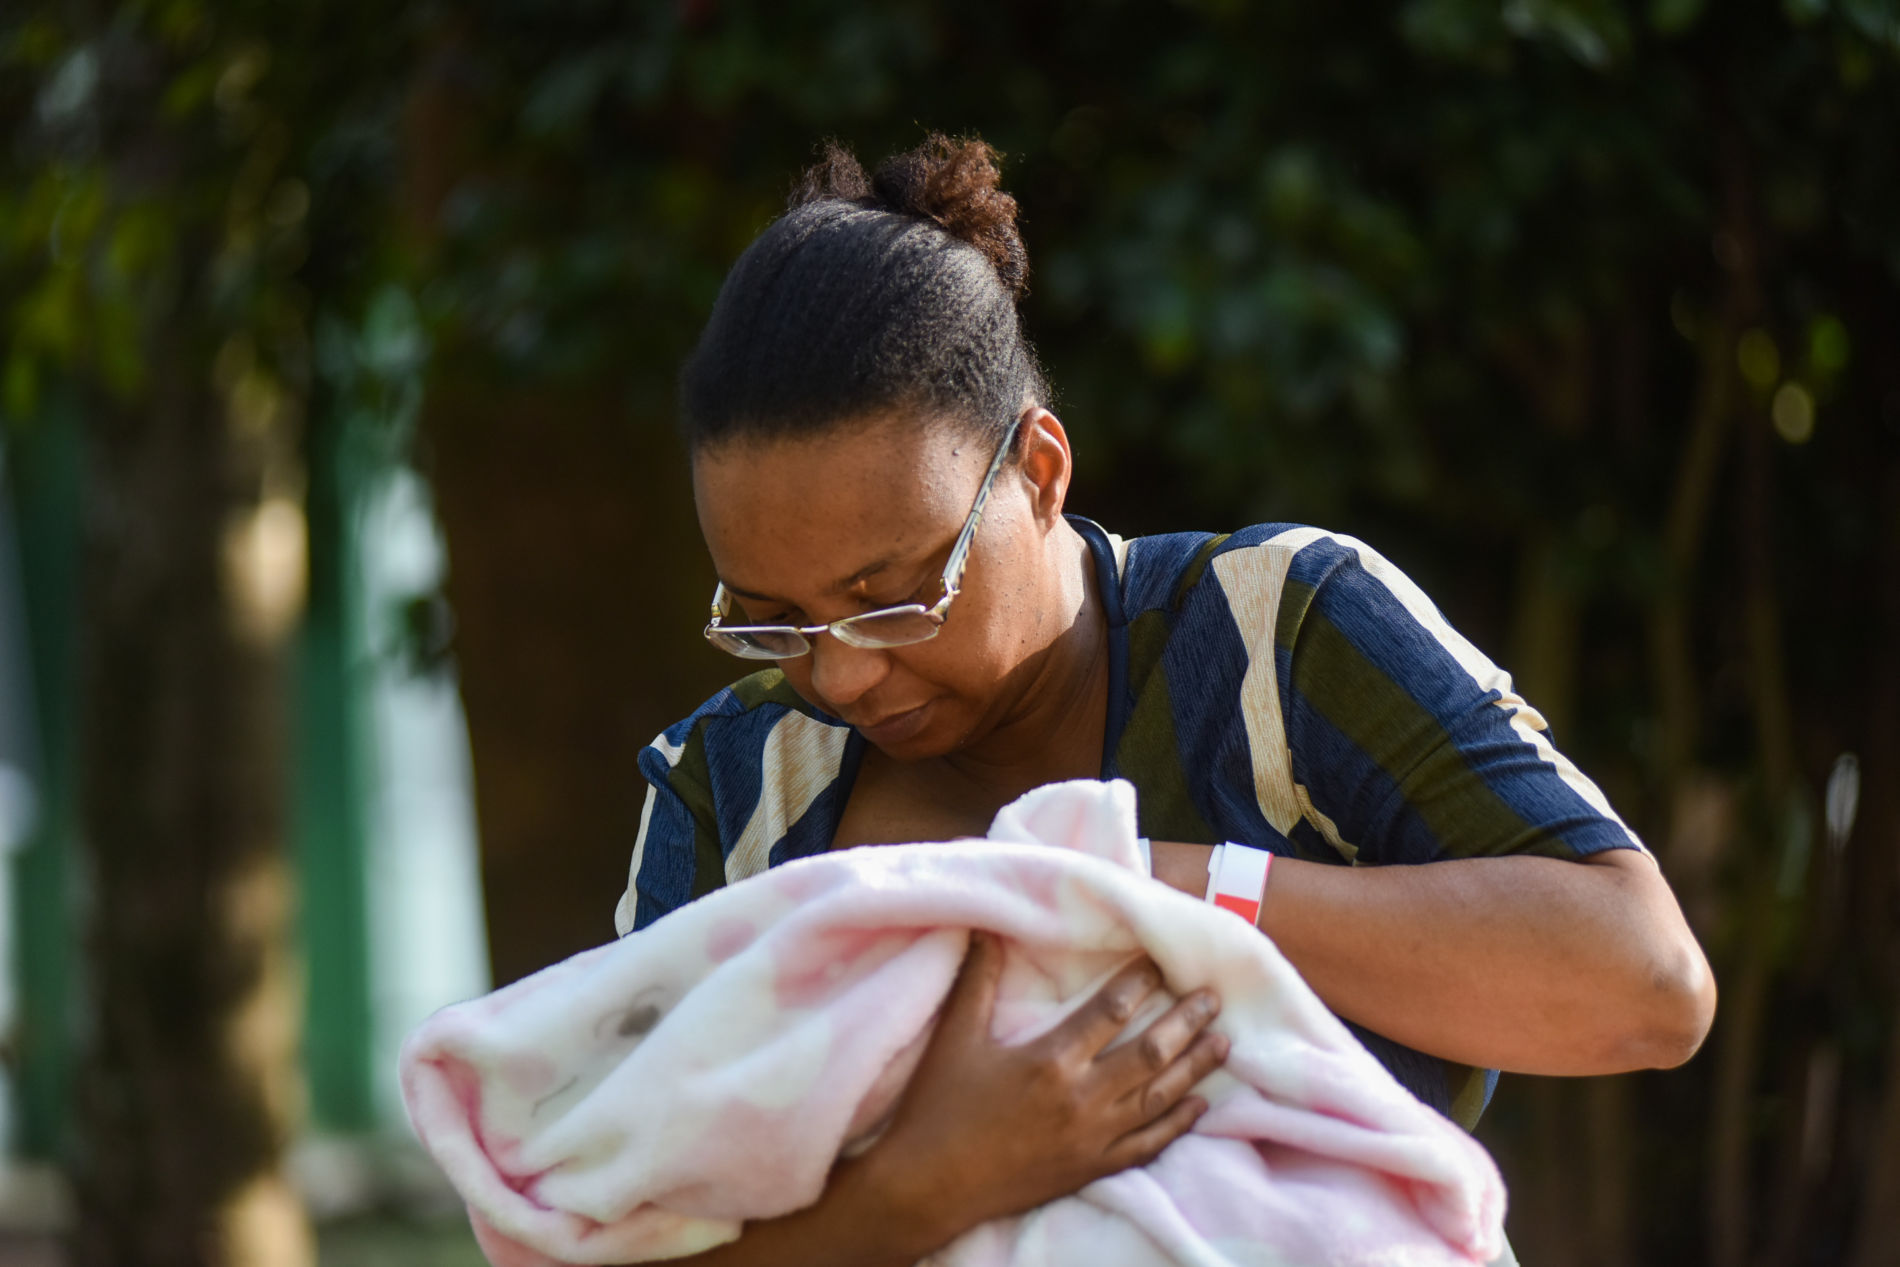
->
<box><xmin>2</xmin><ymin>1</ymin><xmax>1898</xmax><ymax>1264</ymax></box>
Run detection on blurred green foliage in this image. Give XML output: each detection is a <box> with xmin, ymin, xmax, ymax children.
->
<box><xmin>378</xmin><ymin>2</ymin><xmax>1900</xmax><ymax>649</ymax></box>
<box><xmin>0</xmin><ymin>0</ymin><xmax>406</xmax><ymax>440</ymax></box>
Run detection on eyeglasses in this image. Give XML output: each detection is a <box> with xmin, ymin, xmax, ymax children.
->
<box><xmin>703</xmin><ymin>416</ymin><xmax>1022</xmax><ymax>660</ymax></box>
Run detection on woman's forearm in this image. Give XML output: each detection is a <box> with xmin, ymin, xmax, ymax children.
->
<box><xmin>643</xmin><ymin>1152</ymin><xmax>942</xmax><ymax>1267</ymax></box>
<box><xmin>1149</xmin><ymin>841</ymin><xmax>1714</xmax><ymax>1076</ymax></box>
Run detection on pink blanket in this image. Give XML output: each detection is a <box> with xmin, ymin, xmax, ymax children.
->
<box><xmin>401</xmin><ymin>779</ymin><xmax>1506</xmax><ymax>1266</ymax></box>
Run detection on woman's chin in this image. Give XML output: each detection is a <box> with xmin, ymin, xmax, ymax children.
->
<box><xmin>858</xmin><ymin>700</ymin><xmax>937</xmax><ymax>752</ymax></box>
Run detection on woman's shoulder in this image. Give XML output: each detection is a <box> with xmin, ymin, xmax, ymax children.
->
<box><xmin>638</xmin><ymin>669</ymin><xmax>850</xmax><ymax>784</ymax></box>
<box><xmin>1119</xmin><ymin>521</ymin><xmax>1388</xmax><ymax>617</ymax></box>
<box><xmin>621</xmin><ymin>669</ymin><xmax>855</xmax><ymax>934</ymax></box>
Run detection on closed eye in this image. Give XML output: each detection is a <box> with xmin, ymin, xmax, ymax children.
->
<box><xmin>866</xmin><ymin>573</ymin><xmax>938</xmax><ymax>611</ymax></box>
<box><xmin>739</xmin><ymin>569</ymin><xmax>935</xmax><ymax>624</ymax></box>
<box><xmin>736</xmin><ymin>603</ymin><xmax>800</xmax><ymax>626</ymax></box>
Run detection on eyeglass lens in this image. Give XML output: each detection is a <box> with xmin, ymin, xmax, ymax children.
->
<box><xmin>829</xmin><ymin>607</ymin><xmax>941</xmax><ymax>648</ymax></box>
<box><xmin>710</xmin><ymin>605</ymin><xmax>946</xmax><ymax>660</ymax></box>
<box><xmin>708</xmin><ymin>628</ymin><xmax>809</xmax><ymax>659</ymax></box>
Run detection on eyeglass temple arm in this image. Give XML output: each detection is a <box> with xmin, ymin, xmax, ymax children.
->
<box><xmin>934</xmin><ymin>416</ymin><xmax>1021</xmax><ymax>610</ymax></box>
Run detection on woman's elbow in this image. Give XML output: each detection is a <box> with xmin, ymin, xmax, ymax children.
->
<box><xmin>1623</xmin><ymin>936</ymin><xmax>1718</xmax><ymax>1070</ymax></box>
<box><xmin>1579</xmin><ymin>852</ymin><xmax>1718</xmax><ymax>1070</ymax></box>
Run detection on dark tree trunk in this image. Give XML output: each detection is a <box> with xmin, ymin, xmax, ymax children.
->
<box><xmin>400</xmin><ymin>23</ymin><xmax>732</xmax><ymax>986</ymax></box>
<box><xmin>67</xmin><ymin>320</ymin><xmax>311</xmax><ymax>1263</ymax></box>
<box><xmin>1847</xmin><ymin>381</ymin><xmax>1900</xmax><ymax>1267</ymax></box>
<box><xmin>419</xmin><ymin>382</ymin><xmax>728</xmax><ymax>985</ymax></box>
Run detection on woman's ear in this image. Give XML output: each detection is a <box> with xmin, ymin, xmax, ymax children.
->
<box><xmin>1016</xmin><ymin>406</ymin><xmax>1073</xmax><ymax>528</ymax></box>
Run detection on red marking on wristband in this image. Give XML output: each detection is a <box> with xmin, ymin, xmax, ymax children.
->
<box><xmin>1213</xmin><ymin>893</ymin><xmax>1261</xmax><ymax>924</ymax></box>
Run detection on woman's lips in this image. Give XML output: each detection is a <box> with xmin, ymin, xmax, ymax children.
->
<box><xmin>858</xmin><ymin>701</ymin><xmax>933</xmax><ymax>746</ymax></box>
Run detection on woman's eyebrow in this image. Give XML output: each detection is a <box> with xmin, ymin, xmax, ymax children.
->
<box><xmin>721</xmin><ymin>552</ymin><xmax>920</xmax><ymax>605</ymax></box>
<box><xmin>823</xmin><ymin>556</ymin><xmax>901</xmax><ymax>595</ymax></box>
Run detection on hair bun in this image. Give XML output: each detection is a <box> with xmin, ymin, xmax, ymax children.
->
<box><xmin>792</xmin><ymin>134</ymin><xmax>1029</xmax><ymax>301</ymax></box>
<box><xmin>874</xmin><ymin>134</ymin><xmax>1029</xmax><ymax>300</ymax></box>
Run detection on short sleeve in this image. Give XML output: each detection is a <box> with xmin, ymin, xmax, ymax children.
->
<box><xmin>1276</xmin><ymin>534</ymin><xmax>1646</xmax><ymax>868</ymax></box>
<box><xmin>613</xmin><ymin>727</ymin><xmax>724</xmax><ymax>937</ymax></box>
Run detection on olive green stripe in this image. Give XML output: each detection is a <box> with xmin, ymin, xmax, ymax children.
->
<box><xmin>683</xmin><ymin>672</ymin><xmax>839</xmax><ymax>902</ymax></box>
<box><xmin>1275</xmin><ymin>576</ymin><xmax>1318</xmax><ymax>655</ymax></box>
<box><xmin>1115</xmin><ymin>612</ymin><xmax>1218</xmax><ymax>845</ymax></box>
<box><xmin>1170</xmin><ymin>534</ymin><xmax>1232</xmax><ymax>610</ymax></box>
<box><xmin>730</xmin><ymin>668</ymin><xmax>798</xmax><ymax>711</ymax></box>
<box><xmin>1123</xmin><ymin>606</ymin><xmax>1169</xmax><ymax>695</ymax></box>
<box><xmin>728</xmin><ymin>669</ymin><xmax>783</xmax><ymax>709</ymax></box>
<box><xmin>665</xmin><ymin>725</ymin><xmax>729</xmax><ymax>901</ymax></box>
<box><xmin>1290</xmin><ymin>613</ymin><xmax>1569</xmax><ymax>860</ymax></box>
<box><xmin>1445</xmin><ymin>1062</ymin><xmax>1488</xmax><ymax>1131</ymax></box>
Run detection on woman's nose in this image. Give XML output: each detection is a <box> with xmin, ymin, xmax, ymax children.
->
<box><xmin>805</xmin><ymin>633</ymin><xmax>890</xmax><ymax>712</ymax></box>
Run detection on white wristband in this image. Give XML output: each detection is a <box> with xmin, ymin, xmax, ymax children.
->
<box><xmin>1136</xmin><ymin>837</ymin><xmax>1153</xmax><ymax>875</ymax></box>
<box><xmin>1204</xmin><ymin>841</ymin><xmax>1272</xmax><ymax>925</ymax></box>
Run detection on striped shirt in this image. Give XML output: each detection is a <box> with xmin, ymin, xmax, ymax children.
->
<box><xmin>615</xmin><ymin>518</ymin><xmax>1646</xmax><ymax>1128</ymax></box>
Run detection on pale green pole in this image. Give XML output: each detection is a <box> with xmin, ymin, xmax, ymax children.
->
<box><xmin>3</xmin><ymin>394</ymin><xmax>80</xmax><ymax>1161</ymax></box>
<box><xmin>294</xmin><ymin>399</ymin><xmax>379</xmax><ymax>1132</ymax></box>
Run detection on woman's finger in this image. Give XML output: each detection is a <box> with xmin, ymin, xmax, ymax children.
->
<box><xmin>1111</xmin><ymin>1029</ymin><xmax>1229</xmax><ymax>1133</ymax></box>
<box><xmin>1102</xmin><ymin>1094</ymin><xmax>1209</xmax><ymax>1173</ymax></box>
<box><xmin>938</xmin><ymin>931</ymin><xmax>1005</xmax><ymax>1038</ymax></box>
<box><xmin>1093</xmin><ymin>988</ymin><xmax>1221</xmax><ymax>1091</ymax></box>
<box><xmin>1041</xmin><ymin>957</ymin><xmax>1164</xmax><ymax>1059</ymax></box>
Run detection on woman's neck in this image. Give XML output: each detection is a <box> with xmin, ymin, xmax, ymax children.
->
<box><xmin>938</xmin><ymin>521</ymin><xmax>1111</xmax><ymax>799</ymax></box>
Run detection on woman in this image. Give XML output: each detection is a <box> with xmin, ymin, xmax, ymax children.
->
<box><xmin>614</xmin><ymin>135</ymin><xmax>1715</xmax><ymax>1266</ymax></box>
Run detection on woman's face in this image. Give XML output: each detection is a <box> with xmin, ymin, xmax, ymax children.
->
<box><xmin>691</xmin><ymin>410</ymin><xmax>1073</xmax><ymax>760</ymax></box>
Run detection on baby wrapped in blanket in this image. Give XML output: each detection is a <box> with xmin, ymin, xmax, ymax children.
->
<box><xmin>401</xmin><ymin>778</ymin><xmax>1507</xmax><ymax>1266</ymax></box>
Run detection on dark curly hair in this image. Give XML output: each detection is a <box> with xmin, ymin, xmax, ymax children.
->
<box><xmin>679</xmin><ymin>133</ymin><xmax>1050</xmax><ymax>450</ymax></box>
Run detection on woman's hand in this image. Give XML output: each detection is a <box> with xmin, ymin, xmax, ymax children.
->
<box><xmin>859</xmin><ymin>932</ymin><xmax>1229</xmax><ymax>1257</ymax></box>
<box><xmin>630</xmin><ymin>933</ymin><xmax>1225</xmax><ymax>1267</ymax></box>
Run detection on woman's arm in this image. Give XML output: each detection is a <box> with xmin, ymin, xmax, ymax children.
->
<box><xmin>615</xmin><ymin>1152</ymin><xmax>932</xmax><ymax>1267</ymax></box>
<box><xmin>1150</xmin><ymin>840</ymin><xmax>1714</xmax><ymax>1075</ymax></box>
<box><xmin>1152</xmin><ymin>532</ymin><xmax>1715</xmax><ymax>1076</ymax></box>
<box><xmin>632</xmin><ymin>935</ymin><xmax>1230</xmax><ymax>1267</ymax></box>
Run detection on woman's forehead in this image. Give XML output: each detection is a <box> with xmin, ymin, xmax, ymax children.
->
<box><xmin>692</xmin><ymin>417</ymin><xmax>990</xmax><ymax>598</ymax></box>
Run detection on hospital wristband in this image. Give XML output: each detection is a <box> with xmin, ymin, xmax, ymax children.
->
<box><xmin>1204</xmin><ymin>842</ymin><xmax>1272</xmax><ymax>926</ymax></box>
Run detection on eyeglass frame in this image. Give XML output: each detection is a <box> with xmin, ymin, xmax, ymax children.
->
<box><xmin>702</xmin><ymin>414</ymin><xmax>1024</xmax><ymax>660</ymax></box>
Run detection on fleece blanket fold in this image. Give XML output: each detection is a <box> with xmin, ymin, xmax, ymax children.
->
<box><xmin>401</xmin><ymin>778</ymin><xmax>1506</xmax><ymax>1266</ymax></box>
